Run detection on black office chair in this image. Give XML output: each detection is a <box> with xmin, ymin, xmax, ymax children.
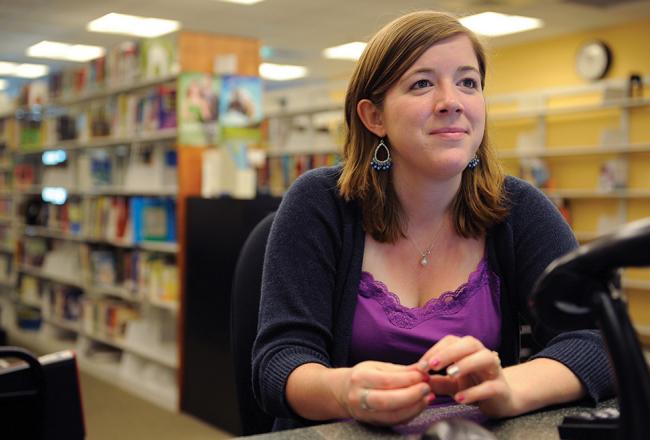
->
<box><xmin>230</xmin><ymin>212</ymin><xmax>276</xmax><ymax>435</ymax></box>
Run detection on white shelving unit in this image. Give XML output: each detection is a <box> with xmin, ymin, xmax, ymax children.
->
<box><xmin>0</xmin><ymin>72</ymin><xmax>181</xmax><ymax>411</ymax></box>
<box><xmin>1</xmin><ymin>308</ymin><xmax>178</xmax><ymax>411</ymax></box>
<box><xmin>490</xmin><ymin>80</ymin><xmax>650</xmax><ymax>295</ymax></box>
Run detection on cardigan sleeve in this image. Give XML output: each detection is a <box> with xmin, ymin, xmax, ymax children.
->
<box><xmin>506</xmin><ymin>177</ymin><xmax>615</xmax><ymax>402</ymax></box>
<box><xmin>251</xmin><ymin>167</ymin><xmax>344</xmax><ymax>419</ymax></box>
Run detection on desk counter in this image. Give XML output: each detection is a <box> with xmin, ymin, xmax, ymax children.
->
<box><xmin>242</xmin><ymin>399</ymin><xmax>617</xmax><ymax>439</ymax></box>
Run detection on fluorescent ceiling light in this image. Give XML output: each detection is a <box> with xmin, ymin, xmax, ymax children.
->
<box><xmin>213</xmin><ymin>0</ymin><xmax>265</xmax><ymax>4</ymax></box>
<box><xmin>87</xmin><ymin>13</ymin><xmax>180</xmax><ymax>38</ymax></box>
<box><xmin>0</xmin><ymin>61</ymin><xmax>16</xmax><ymax>75</ymax></box>
<box><xmin>15</xmin><ymin>63</ymin><xmax>50</xmax><ymax>78</ymax></box>
<box><xmin>259</xmin><ymin>63</ymin><xmax>307</xmax><ymax>81</ymax></box>
<box><xmin>322</xmin><ymin>42</ymin><xmax>366</xmax><ymax>60</ymax></box>
<box><xmin>0</xmin><ymin>79</ymin><xmax>8</xmax><ymax>90</ymax></box>
<box><xmin>0</xmin><ymin>61</ymin><xmax>49</xmax><ymax>78</ymax></box>
<box><xmin>460</xmin><ymin>12</ymin><xmax>543</xmax><ymax>37</ymax></box>
<box><xmin>27</xmin><ymin>41</ymin><xmax>105</xmax><ymax>62</ymax></box>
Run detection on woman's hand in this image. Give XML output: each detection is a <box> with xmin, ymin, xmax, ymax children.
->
<box><xmin>337</xmin><ymin>360</ymin><xmax>434</xmax><ymax>425</ymax></box>
<box><xmin>418</xmin><ymin>335</ymin><xmax>520</xmax><ymax>418</ymax></box>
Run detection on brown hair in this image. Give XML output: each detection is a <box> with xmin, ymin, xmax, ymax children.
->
<box><xmin>337</xmin><ymin>10</ymin><xmax>508</xmax><ymax>243</ymax></box>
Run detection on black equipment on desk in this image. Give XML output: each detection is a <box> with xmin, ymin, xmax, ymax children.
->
<box><xmin>0</xmin><ymin>347</ymin><xmax>85</xmax><ymax>439</ymax></box>
<box><xmin>529</xmin><ymin>218</ymin><xmax>650</xmax><ymax>440</ymax></box>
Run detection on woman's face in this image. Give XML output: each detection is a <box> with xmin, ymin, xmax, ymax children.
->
<box><xmin>378</xmin><ymin>34</ymin><xmax>485</xmax><ymax>182</ymax></box>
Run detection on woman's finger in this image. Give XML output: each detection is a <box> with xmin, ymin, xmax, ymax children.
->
<box><xmin>417</xmin><ymin>335</ymin><xmax>461</xmax><ymax>371</ymax></box>
<box><xmin>369</xmin><ymin>397</ymin><xmax>431</xmax><ymax>426</ymax></box>
<box><xmin>453</xmin><ymin>377</ymin><xmax>509</xmax><ymax>405</ymax></box>
<box><xmin>428</xmin><ymin>374</ymin><xmax>459</xmax><ymax>396</ymax></box>
<box><xmin>426</xmin><ymin>336</ymin><xmax>487</xmax><ymax>373</ymax></box>
<box><xmin>350</xmin><ymin>365</ymin><xmax>427</xmax><ymax>390</ymax></box>
<box><xmin>356</xmin><ymin>384</ymin><xmax>433</xmax><ymax>425</ymax></box>
<box><xmin>446</xmin><ymin>349</ymin><xmax>502</xmax><ymax>382</ymax></box>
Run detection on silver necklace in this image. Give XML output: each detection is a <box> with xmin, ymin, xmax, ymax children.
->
<box><xmin>407</xmin><ymin>220</ymin><xmax>446</xmax><ymax>267</ymax></box>
<box><xmin>407</xmin><ymin>236</ymin><xmax>435</xmax><ymax>266</ymax></box>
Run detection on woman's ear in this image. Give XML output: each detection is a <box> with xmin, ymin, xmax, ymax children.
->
<box><xmin>357</xmin><ymin>99</ymin><xmax>386</xmax><ymax>138</ymax></box>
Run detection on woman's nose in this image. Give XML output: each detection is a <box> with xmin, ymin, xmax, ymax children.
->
<box><xmin>434</xmin><ymin>85</ymin><xmax>463</xmax><ymax>114</ymax></box>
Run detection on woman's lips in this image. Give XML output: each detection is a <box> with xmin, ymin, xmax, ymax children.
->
<box><xmin>430</xmin><ymin>127</ymin><xmax>468</xmax><ymax>140</ymax></box>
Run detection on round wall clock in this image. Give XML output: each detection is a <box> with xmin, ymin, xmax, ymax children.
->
<box><xmin>575</xmin><ymin>40</ymin><xmax>612</xmax><ymax>81</ymax></box>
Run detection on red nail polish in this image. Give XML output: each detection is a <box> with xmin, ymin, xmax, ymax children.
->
<box><xmin>456</xmin><ymin>394</ymin><xmax>465</xmax><ymax>403</ymax></box>
<box><xmin>427</xmin><ymin>394</ymin><xmax>435</xmax><ymax>403</ymax></box>
<box><xmin>430</xmin><ymin>358</ymin><xmax>440</xmax><ymax>368</ymax></box>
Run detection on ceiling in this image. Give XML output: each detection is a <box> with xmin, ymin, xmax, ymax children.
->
<box><xmin>1</xmin><ymin>0</ymin><xmax>650</xmax><ymax>93</ymax></box>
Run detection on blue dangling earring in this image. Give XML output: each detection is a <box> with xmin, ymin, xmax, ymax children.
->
<box><xmin>371</xmin><ymin>138</ymin><xmax>392</xmax><ymax>171</ymax></box>
<box><xmin>467</xmin><ymin>155</ymin><xmax>480</xmax><ymax>170</ymax></box>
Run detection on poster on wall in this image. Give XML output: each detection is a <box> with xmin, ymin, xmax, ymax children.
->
<box><xmin>177</xmin><ymin>73</ymin><xmax>221</xmax><ymax>146</ymax></box>
<box><xmin>219</xmin><ymin>75</ymin><xmax>263</xmax><ymax>143</ymax></box>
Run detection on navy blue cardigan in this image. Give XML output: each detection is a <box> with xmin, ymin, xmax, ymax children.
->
<box><xmin>252</xmin><ymin>166</ymin><xmax>614</xmax><ymax>430</ymax></box>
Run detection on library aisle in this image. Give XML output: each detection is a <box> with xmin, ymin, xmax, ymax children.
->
<box><xmin>79</xmin><ymin>371</ymin><xmax>231</xmax><ymax>440</ymax></box>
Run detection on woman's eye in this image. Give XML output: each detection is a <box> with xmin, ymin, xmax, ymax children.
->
<box><xmin>412</xmin><ymin>79</ymin><xmax>432</xmax><ymax>89</ymax></box>
<box><xmin>460</xmin><ymin>78</ymin><xmax>478</xmax><ymax>89</ymax></box>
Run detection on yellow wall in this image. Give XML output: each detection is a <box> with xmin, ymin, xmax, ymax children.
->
<box><xmin>484</xmin><ymin>18</ymin><xmax>650</xmax><ymax>331</ymax></box>
<box><xmin>486</xmin><ymin>18</ymin><xmax>650</xmax><ymax>95</ymax></box>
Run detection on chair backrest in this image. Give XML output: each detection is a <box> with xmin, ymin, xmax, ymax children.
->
<box><xmin>230</xmin><ymin>212</ymin><xmax>276</xmax><ymax>435</ymax></box>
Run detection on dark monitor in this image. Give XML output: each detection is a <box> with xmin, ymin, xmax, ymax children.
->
<box><xmin>0</xmin><ymin>348</ymin><xmax>85</xmax><ymax>439</ymax></box>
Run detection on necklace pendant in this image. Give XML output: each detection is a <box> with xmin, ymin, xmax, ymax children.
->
<box><xmin>420</xmin><ymin>256</ymin><xmax>429</xmax><ymax>266</ymax></box>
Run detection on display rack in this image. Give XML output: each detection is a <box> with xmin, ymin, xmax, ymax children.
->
<box><xmin>0</xmin><ymin>29</ymin><xmax>261</xmax><ymax>413</ymax></box>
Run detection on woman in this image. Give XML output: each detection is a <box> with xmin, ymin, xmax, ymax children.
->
<box><xmin>252</xmin><ymin>10</ymin><xmax>614</xmax><ymax>431</ymax></box>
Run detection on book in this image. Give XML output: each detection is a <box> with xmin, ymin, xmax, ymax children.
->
<box><xmin>157</xmin><ymin>84</ymin><xmax>177</xmax><ymax>129</ymax></box>
<box><xmin>140</xmin><ymin>34</ymin><xmax>179</xmax><ymax>80</ymax></box>
<box><xmin>178</xmin><ymin>73</ymin><xmax>220</xmax><ymax>146</ymax></box>
<box><xmin>220</xmin><ymin>75</ymin><xmax>263</xmax><ymax>143</ymax></box>
<box><xmin>130</xmin><ymin>197</ymin><xmax>176</xmax><ymax>243</ymax></box>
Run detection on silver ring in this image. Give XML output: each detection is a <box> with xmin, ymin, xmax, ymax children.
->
<box><xmin>360</xmin><ymin>388</ymin><xmax>373</xmax><ymax>411</ymax></box>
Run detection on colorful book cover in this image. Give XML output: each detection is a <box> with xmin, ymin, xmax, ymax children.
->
<box><xmin>219</xmin><ymin>75</ymin><xmax>263</xmax><ymax>143</ymax></box>
<box><xmin>140</xmin><ymin>34</ymin><xmax>179</xmax><ymax>80</ymax></box>
<box><xmin>130</xmin><ymin>197</ymin><xmax>176</xmax><ymax>243</ymax></box>
<box><xmin>158</xmin><ymin>84</ymin><xmax>177</xmax><ymax>129</ymax></box>
<box><xmin>178</xmin><ymin>73</ymin><xmax>220</xmax><ymax>146</ymax></box>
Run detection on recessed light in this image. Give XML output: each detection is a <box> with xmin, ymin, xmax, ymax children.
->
<box><xmin>259</xmin><ymin>63</ymin><xmax>308</xmax><ymax>81</ymax></box>
<box><xmin>322</xmin><ymin>42</ymin><xmax>367</xmax><ymax>60</ymax></box>
<box><xmin>27</xmin><ymin>41</ymin><xmax>105</xmax><ymax>62</ymax></box>
<box><xmin>87</xmin><ymin>13</ymin><xmax>180</xmax><ymax>38</ymax></box>
<box><xmin>0</xmin><ymin>61</ymin><xmax>49</xmax><ymax>78</ymax></box>
<box><xmin>460</xmin><ymin>12</ymin><xmax>543</xmax><ymax>37</ymax></box>
<box><xmin>0</xmin><ymin>62</ymin><xmax>16</xmax><ymax>75</ymax></box>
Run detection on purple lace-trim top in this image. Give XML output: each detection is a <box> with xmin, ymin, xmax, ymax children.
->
<box><xmin>349</xmin><ymin>257</ymin><xmax>501</xmax><ymax>367</ymax></box>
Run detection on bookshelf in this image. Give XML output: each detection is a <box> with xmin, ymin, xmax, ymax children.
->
<box><xmin>0</xmin><ymin>30</ymin><xmax>260</xmax><ymax>413</ymax></box>
<box><xmin>256</xmin><ymin>104</ymin><xmax>343</xmax><ymax>195</ymax></box>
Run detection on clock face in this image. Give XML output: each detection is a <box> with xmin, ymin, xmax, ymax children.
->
<box><xmin>576</xmin><ymin>41</ymin><xmax>612</xmax><ymax>81</ymax></box>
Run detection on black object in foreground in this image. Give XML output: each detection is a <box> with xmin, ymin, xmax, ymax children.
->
<box><xmin>558</xmin><ymin>407</ymin><xmax>619</xmax><ymax>440</ymax></box>
<box><xmin>530</xmin><ymin>218</ymin><xmax>650</xmax><ymax>440</ymax></box>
